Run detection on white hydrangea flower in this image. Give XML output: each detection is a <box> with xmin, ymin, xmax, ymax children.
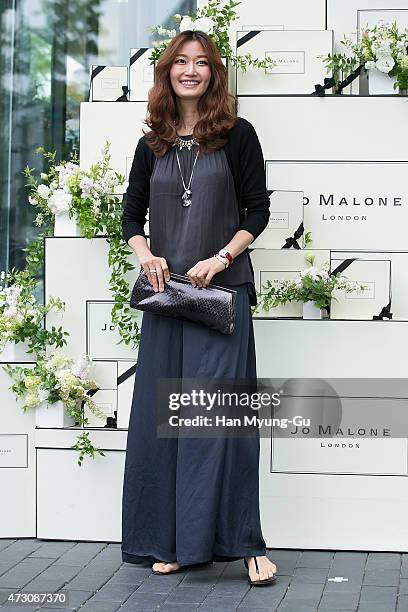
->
<box><xmin>192</xmin><ymin>17</ymin><xmax>215</xmax><ymax>34</ymax></box>
<box><xmin>375</xmin><ymin>55</ymin><xmax>394</xmax><ymax>73</ymax></box>
<box><xmin>179</xmin><ymin>16</ymin><xmax>194</xmax><ymax>32</ymax></box>
<box><xmin>37</xmin><ymin>184</ymin><xmax>50</xmax><ymax>199</ymax></box>
<box><xmin>48</xmin><ymin>189</ymin><xmax>72</xmax><ymax>214</ymax></box>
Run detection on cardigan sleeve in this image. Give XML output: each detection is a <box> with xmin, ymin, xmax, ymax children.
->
<box><xmin>236</xmin><ymin>120</ymin><xmax>270</xmax><ymax>240</ymax></box>
<box><xmin>121</xmin><ymin>136</ymin><xmax>150</xmax><ymax>244</ymax></box>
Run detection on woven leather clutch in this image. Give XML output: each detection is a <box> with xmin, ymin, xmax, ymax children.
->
<box><xmin>130</xmin><ymin>268</ymin><xmax>237</xmax><ymax>335</ymax></box>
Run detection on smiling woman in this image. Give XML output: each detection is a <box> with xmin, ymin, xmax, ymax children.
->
<box><xmin>120</xmin><ymin>28</ymin><xmax>277</xmax><ymax>586</ymax></box>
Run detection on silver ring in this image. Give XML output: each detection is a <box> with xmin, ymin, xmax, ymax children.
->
<box><xmin>149</xmin><ymin>270</ymin><xmax>157</xmax><ymax>274</ymax></box>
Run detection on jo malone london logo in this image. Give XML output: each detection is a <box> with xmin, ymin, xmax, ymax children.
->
<box><xmin>303</xmin><ymin>194</ymin><xmax>404</xmax><ymax>222</ymax></box>
<box><xmin>265</xmin><ymin>51</ymin><xmax>305</xmax><ymax>74</ymax></box>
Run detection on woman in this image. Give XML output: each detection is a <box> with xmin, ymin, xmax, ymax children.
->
<box><xmin>120</xmin><ymin>28</ymin><xmax>277</xmax><ymax>586</ymax></box>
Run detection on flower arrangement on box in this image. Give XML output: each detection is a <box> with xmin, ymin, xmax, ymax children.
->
<box><xmin>149</xmin><ymin>0</ymin><xmax>276</xmax><ymax>73</ymax></box>
<box><xmin>24</xmin><ymin>143</ymin><xmax>126</xmax><ymax>237</ymax></box>
<box><xmin>258</xmin><ymin>254</ymin><xmax>367</xmax><ymax>317</ymax></box>
<box><xmin>320</xmin><ymin>20</ymin><xmax>408</xmax><ymax>93</ymax></box>
<box><xmin>24</xmin><ymin>143</ymin><xmax>141</xmax><ymax>350</ymax></box>
<box><xmin>0</xmin><ymin>268</ymin><xmax>68</xmax><ymax>357</ymax></box>
<box><xmin>4</xmin><ymin>351</ymin><xmax>106</xmax><ymax>465</ymax></box>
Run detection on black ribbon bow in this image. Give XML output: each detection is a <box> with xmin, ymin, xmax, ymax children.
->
<box><xmin>373</xmin><ymin>301</ymin><xmax>393</xmax><ymax>320</ymax></box>
<box><xmin>282</xmin><ymin>222</ymin><xmax>304</xmax><ymax>249</ymax></box>
<box><xmin>116</xmin><ymin>86</ymin><xmax>129</xmax><ymax>102</ymax></box>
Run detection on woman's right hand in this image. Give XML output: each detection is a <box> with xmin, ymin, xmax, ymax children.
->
<box><xmin>138</xmin><ymin>251</ymin><xmax>170</xmax><ymax>292</ymax></box>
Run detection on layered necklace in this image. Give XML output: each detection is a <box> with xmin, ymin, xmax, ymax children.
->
<box><xmin>172</xmin><ymin>129</ymin><xmax>200</xmax><ymax>207</ymax></box>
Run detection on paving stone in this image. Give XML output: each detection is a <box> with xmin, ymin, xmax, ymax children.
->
<box><xmin>296</xmin><ymin>552</ymin><xmax>334</xmax><ymax>569</ymax></box>
<box><xmin>135</xmin><ymin>573</ymin><xmax>186</xmax><ymax>594</ymax></box>
<box><xmin>0</xmin><ymin>558</ymin><xmax>56</xmax><ymax>589</ymax></box>
<box><xmin>107</xmin><ymin>567</ymin><xmax>150</xmax><ymax>584</ymax></box>
<box><xmin>318</xmin><ymin>589</ymin><xmax>360</xmax><ymax>609</ymax></box>
<box><xmin>64</xmin><ymin>573</ymin><xmax>111</xmax><ymax>591</ymax></box>
<box><xmin>53</xmin><ymin>543</ymin><xmax>106</xmax><ymax>566</ymax></box>
<box><xmin>239</xmin><ymin>576</ymin><xmax>290</xmax><ymax>609</ymax></box>
<box><xmin>0</xmin><ymin>540</ymin><xmax>16</xmax><ymax>552</ymax></box>
<box><xmin>80</xmin><ymin>560</ymin><xmax>123</xmax><ymax>576</ymax></box>
<box><xmin>158</xmin><ymin>605</ymin><xmax>200</xmax><ymax>612</ymax></box>
<box><xmin>0</xmin><ymin>588</ymin><xmax>18</xmax><ymax>604</ymax></box>
<box><xmin>163</xmin><ymin>585</ymin><xmax>212</xmax><ymax>604</ymax></box>
<box><xmin>39</xmin><ymin>589</ymin><xmax>93</xmax><ymax>609</ymax></box>
<box><xmin>268</xmin><ymin>550</ymin><xmax>302</xmax><ymax>561</ymax></box>
<box><xmin>85</xmin><ymin>581</ymin><xmax>139</xmax><ymax>602</ymax></box>
<box><xmin>357</xmin><ymin>605</ymin><xmax>397</xmax><ymax>612</ymax></box>
<box><xmin>283</xmin><ymin>582</ymin><xmax>324</xmax><ymax>601</ymax></box>
<box><xmin>396</xmin><ymin>594</ymin><xmax>408</xmax><ymax>612</ymax></box>
<box><xmin>272</xmin><ymin>559</ymin><xmax>297</xmax><ymax>576</ymax></box>
<box><xmin>399</xmin><ymin>578</ymin><xmax>408</xmax><ymax>595</ymax></box>
<box><xmin>118</xmin><ymin>592</ymin><xmax>167</xmax><ymax>611</ymax></box>
<box><xmin>359</xmin><ymin>584</ymin><xmax>398</xmax><ymax>604</ymax></box>
<box><xmin>291</xmin><ymin>567</ymin><xmax>329</xmax><ymax>584</ymax></box>
<box><xmin>402</xmin><ymin>555</ymin><xmax>408</xmax><ymax>578</ymax></box>
<box><xmin>365</xmin><ymin>552</ymin><xmax>401</xmax><ymax>571</ymax></box>
<box><xmin>362</xmin><ymin>568</ymin><xmax>400</xmax><ymax>586</ymax></box>
<box><xmin>200</xmin><ymin>595</ymin><xmax>243</xmax><ymax>611</ymax></box>
<box><xmin>28</xmin><ymin>542</ymin><xmax>77</xmax><ymax>558</ymax></box>
<box><xmin>73</xmin><ymin>601</ymin><xmax>121</xmax><ymax>612</ymax></box>
<box><xmin>276</xmin><ymin>603</ymin><xmax>318</xmax><ymax>612</ymax></box>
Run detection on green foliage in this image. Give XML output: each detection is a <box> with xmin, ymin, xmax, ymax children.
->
<box><xmin>148</xmin><ymin>0</ymin><xmax>276</xmax><ymax>74</ymax></box>
<box><xmin>70</xmin><ymin>431</ymin><xmax>106</xmax><ymax>467</ymax></box>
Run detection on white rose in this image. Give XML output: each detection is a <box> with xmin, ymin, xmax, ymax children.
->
<box><xmin>193</xmin><ymin>17</ymin><xmax>215</xmax><ymax>34</ymax></box>
<box><xmin>37</xmin><ymin>184</ymin><xmax>50</xmax><ymax>198</ymax></box>
<box><xmin>48</xmin><ymin>189</ymin><xmax>72</xmax><ymax>214</ymax></box>
<box><xmin>179</xmin><ymin>16</ymin><xmax>194</xmax><ymax>32</ymax></box>
<box><xmin>365</xmin><ymin>60</ymin><xmax>376</xmax><ymax>70</ymax></box>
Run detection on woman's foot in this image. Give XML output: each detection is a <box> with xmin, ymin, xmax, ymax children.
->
<box><xmin>152</xmin><ymin>561</ymin><xmax>181</xmax><ymax>574</ymax></box>
<box><xmin>244</xmin><ymin>556</ymin><xmax>277</xmax><ymax>585</ymax></box>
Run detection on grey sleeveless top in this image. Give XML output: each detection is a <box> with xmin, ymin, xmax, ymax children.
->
<box><xmin>148</xmin><ymin>134</ymin><xmax>254</xmax><ymax>289</ymax></box>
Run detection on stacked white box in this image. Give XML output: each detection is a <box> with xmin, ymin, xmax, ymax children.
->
<box><xmin>236</xmin><ymin>30</ymin><xmax>333</xmax><ymax>95</ymax></box>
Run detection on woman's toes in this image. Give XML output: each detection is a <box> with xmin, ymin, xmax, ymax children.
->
<box><xmin>152</xmin><ymin>561</ymin><xmax>167</xmax><ymax>572</ymax></box>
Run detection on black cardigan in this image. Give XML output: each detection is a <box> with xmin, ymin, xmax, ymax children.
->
<box><xmin>121</xmin><ymin>116</ymin><xmax>270</xmax><ymax>305</ymax></box>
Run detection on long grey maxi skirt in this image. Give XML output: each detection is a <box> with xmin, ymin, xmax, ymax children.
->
<box><xmin>121</xmin><ymin>283</ymin><xmax>267</xmax><ymax>567</ymax></box>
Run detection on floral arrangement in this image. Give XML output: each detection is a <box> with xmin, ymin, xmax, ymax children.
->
<box><xmin>149</xmin><ymin>0</ymin><xmax>276</xmax><ymax>73</ymax></box>
<box><xmin>4</xmin><ymin>350</ymin><xmax>105</xmax><ymax>422</ymax></box>
<box><xmin>322</xmin><ymin>20</ymin><xmax>408</xmax><ymax>91</ymax></box>
<box><xmin>259</xmin><ymin>254</ymin><xmax>367</xmax><ymax>312</ymax></box>
<box><xmin>24</xmin><ymin>143</ymin><xmax>126</xmax><ymax>237</ymax></box>
<box><xmin>0</xmin><ymin>268</ymin><xmax>68</xmax><ymax>356</ymax></box>
<box><xmin>23</xmin><ymin>143</ymin><xmax>141</xmax><ymax>350</ymax></box>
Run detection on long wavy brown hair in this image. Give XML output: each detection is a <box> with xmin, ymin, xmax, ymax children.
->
<box><xmin>143</xmin><ymin>30</ymin><xmax>237</xmax><ymax>157</ymax></box>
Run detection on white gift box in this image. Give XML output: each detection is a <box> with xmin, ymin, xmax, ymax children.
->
<box><xmin>54</xmin><ymin>210</ymin><xmax>82</xmax><ymax>237</ymax></box>
<box><xmin>198</xmin><ymin>0</ymin><xmax>326</xmax><ymax>32</ymax></box>
<box><xmin>368</xmin><ymin>68</ymin><xmax>397</xmax><ymax>95</ymax></box>
<box><xmin>251</xmin><ymin>191</ymin><xmax>304</xmax><ymax>249</ymax></box>
<box><xmin>265</xmin><ymin>159</ymin><xmax>408</xmax><ymax>251</ymax></box>
<box><xmin>129</xmin><ymin>48</ymin><xmax>155</xmax><ymax>102</ymax></box>
<box><xmin>79</xmin><ymin>102</ymin><xmax>148</xmax><ymax>195</ymax></box>
<box><xmin>330</xmin><ymin>258</ymin><xmax>391</xmax><ymax>320</ymax></box>
<box><xmin>90</xmin><ymin>65</ymin><xmax>128</xmax><ymax>102</ymax></box>
<box><xmin>36</xmin><ymin>400</ymin><xmax>76</xmax><ymax>428</ymax></box>
<box><xmin>84</xmin><ymin>389</ymin><xmax>117</xmax><ymax>428</ymax></box>
<box><xmin>250</xmin><ymin>248</ymin><xmax>330</xmax><ymax>318</ymax></box>
<box><xmin>0</xmin><ymin>339</ymin><xmax>33</xmax><ymax>363</ymax></box>
<box><xmin>236</xmin><ymin>29</ymin><xmax>333</xmax><ymax>95</ymax></box>
<box><xmin>332</xmin><ymin>250</ymin><xmax>408</xmax><ymax>320</ymax></box>
<box><xmin>86</xmin><ymin>300</ymin><xmax>143</xmax><ymax>361</ymax></box>
<box><xmin>117</xmin><ymin>361</ymin><xmax>137</xmax><ymax>429</ymax></box>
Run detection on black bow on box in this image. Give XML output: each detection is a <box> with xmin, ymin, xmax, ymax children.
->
<box><xmin>281</xmin><ymin>222</ymin><xmax>304</xmax><ymax>249</ymax></box>
<box><xmin>116</xmin><ymin>86</ymin><xmax>129</xmax><ymax>102</ymax></box>
<box><xmin>373</xmin><ymin>301</ymin><xmax>393</xmax><ymax>320</ymax></box>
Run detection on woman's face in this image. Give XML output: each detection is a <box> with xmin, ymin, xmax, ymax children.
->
<box><xmin>169</xmin><ymin>39</ymin><xmax>211</xmax><ymax>102</ymax></box>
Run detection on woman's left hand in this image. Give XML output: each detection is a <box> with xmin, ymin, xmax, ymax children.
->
<box><xmin>187</xmin><ymin>256</ymin><xmax>226</xmax><ymax>288</ymax></box>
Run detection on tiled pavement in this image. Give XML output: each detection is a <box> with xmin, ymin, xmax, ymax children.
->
<box><xmin>0</xmin><ymin>540</ymin><xmax>407</xmax><ymax>611</ymax></box>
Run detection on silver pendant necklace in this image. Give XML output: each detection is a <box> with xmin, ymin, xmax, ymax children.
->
<box><xmin>174</xmin><ymin>139</ymin><xmax>200</xmax><ymax>207</ymax></box>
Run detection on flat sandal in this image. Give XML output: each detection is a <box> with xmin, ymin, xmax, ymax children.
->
<box><xmin>244</xmin><ymin>556</ymin><xmax>277</xmax><ymax>586</ymax></box>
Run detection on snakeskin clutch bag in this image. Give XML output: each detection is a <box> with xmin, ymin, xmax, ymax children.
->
<box><xmin>130</xmin><ymin>268</ymin><xmax>237</xmax><ymax>335</ymax></box>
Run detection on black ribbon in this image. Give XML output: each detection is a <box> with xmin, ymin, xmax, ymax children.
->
<box><xmin>311</xmin><ymin>65</ymin><xmax>364</xmax><ymax>96</ymax></box>
<box><xmin>236</xmin><ymin>31</ymin><xmax>261</xmax><ymax>48</ymax></box>
<box><xmin>104</xmin><ymin>410</ymin><xmax>117</xmax><ymax>429</ymax></box>
<box><xmin>373</xmin><ymin>301</ymin><xmax>393</xmax><ymax>320</ymax></box>
<box><xmin>116</xmin><ymin>86</ymin><xmax>129</xmax><ymax>102</ymax></box>
<box><xmin>330</xmin><ymin>258</ymin><xmax>356</xmax><ymax>277</ymax></box>
<box><xmin>281</xmin><ymin>222</ymin><xmax>304</xmax><ymax>249</ymax></box>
